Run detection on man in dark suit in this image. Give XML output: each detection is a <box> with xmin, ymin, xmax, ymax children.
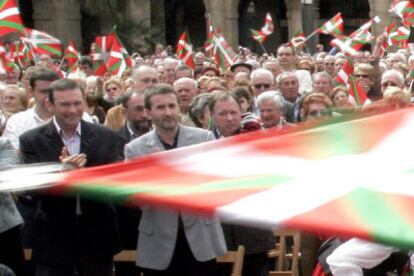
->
<box><xmin>124</xmin><ymin>84</ymin><xmax>227</xmax><ymax>276</ymax></box>
<box><xmin>19</xmin><ymin>79</ymin><xmax>120</xmax><ymax>276</ymax></box>
<box><xmin>116</xmin><ymin>91</ymin><xmax>151</xmax><ymax>159</ymax></box>
<box><xmin>115</xmin><ymin>90</ymin><xmax>150</xmax><ymax>276</ymax></box>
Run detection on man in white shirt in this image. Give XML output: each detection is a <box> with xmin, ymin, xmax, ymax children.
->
<box><xmin>3</xmin><ymin>67</ymin><xmax>60</xmax><ymax>149</ymax></box>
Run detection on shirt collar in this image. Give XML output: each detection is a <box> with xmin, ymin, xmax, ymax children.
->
<box><xmin>33</xmin><ymin>106</ymin><xmax>52</xmax><ymax>124</ymax></box>
<box><xmin>53</xmin><ymin>116</ymin><xmax>81</xmax><ymax>138</ymax></box>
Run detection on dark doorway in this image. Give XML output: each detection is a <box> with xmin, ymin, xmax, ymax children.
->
<box><xmin>239</xmin><ymin>0</ymin><xmax>287</xmax><ymax>54</ymax></box>
<box><xmin>319</xmin><ymin>0</ymin><xmax>370</xmax><ymax>51</ymax></box>
<box><xmin>164</xmin><ymin>0</ymin><xmax>206</xmax><ymax>51</ymax></box>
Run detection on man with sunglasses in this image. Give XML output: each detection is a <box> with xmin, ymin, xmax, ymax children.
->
<box><xmin>251</xmin><ymin>68</ymin><xmax>275</xmax><ymax>98</ymax></box>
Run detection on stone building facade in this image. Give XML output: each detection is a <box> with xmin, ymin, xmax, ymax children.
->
<box><xmin>19</xmin><ymin>0</ymin><xmax>393</xmax><ymax>54</ymax></box>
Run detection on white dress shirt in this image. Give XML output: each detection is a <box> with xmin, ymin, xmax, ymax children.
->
<box><xmin>327</xmin><ymin>238</ymin><xmax>397</xmax><ymax>276</ymax></box>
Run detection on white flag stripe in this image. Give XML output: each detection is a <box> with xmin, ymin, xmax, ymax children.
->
<box><xmin>0</xmin><ymin>7</ymin><xmax>18</xmax><ymax>21</ymax></box>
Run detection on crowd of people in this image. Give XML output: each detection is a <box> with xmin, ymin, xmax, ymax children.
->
<box><xmin>0</xmin><ymin>32</ymin><xmax>413</xmax><ymax>276</ymax></box>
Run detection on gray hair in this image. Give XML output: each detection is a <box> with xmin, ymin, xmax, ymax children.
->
<box><xmin>256</xmin><ymin>90</ymin><xmax>285</xmax><ymax>110</ymax></box>
<box><xmin>173</xmin><ymin>77</ymin><xmax>198</xmax><ymax>90</ymax></box>
<box><xmin>251</xmin><ymin>68</ymin><xmax>274</xmax><ymax>84</ymax></box>
<box><xmin>131</xmin><ymin>64</ymin><xmax>157</xmax><ymax>79</ymax></box>
<box><xmin>312</xmin><ymin>71</ymin><xmax>331</xmax><ymax>82</ymax></box>
<box><xmin>189</xmin><ymin>93</ymin><xmax>214</xmax><ymax>128</ymax></box>
<box><xmin>382</xmin><ymin>69</ymin><xmax>405</xmax><ymax>88</ymax></box>
<box><xmin>276</xmin><ymin>71</ymin><xmax>298</xmax><ymax>85</ymax></box>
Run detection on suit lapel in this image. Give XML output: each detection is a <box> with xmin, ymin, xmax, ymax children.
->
<box><xmin>80</xmin><ymin>121</ymin><xmax>95</xmax><ymax>155</ymax></box>
<box><xmin>177</xmin><ymin>125</ymin><xmax>193</xmax><ymax>148</ymax></box>
<box><xmin>45</xmin><ymin>121</ymin><xmax>64</xmax><ymax>150</ymax></box>
<box><xmin>146</xmin><ymin>129</ymin><xmax>164</xmax><ymax>152</ymax></box>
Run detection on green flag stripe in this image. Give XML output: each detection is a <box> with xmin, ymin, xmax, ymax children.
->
<box><xmin>0</xmin><ymin>0</ymin><xmax>7</xmax><ymax>11</ymax></box>
<box><xmin>350</xmin><ymin>77</ymin><xmax>362</xmax><ymax>105</ymax></box>
<box><xmin>38</xmin><ymin>44</ymin><xmax>61</xmax><ymax>56</ymax></box>
<box><xmin>70</xmin><ymin>174</ymin><xmax>292</xmax><ymax>204</ymax></box>
<box><xmin>347</xmin><ymin>188</ymin><xmax>414</xmax><ymax>249</ymax></box>
<box><xmin>109</xmin><ymin>60</ymin><xmax>122</xmax><ymax>72</ymax></box>
<box><xmin>0</xmin><ymin>20</ymin><xmax>24</xmax><ymax>32</ymax></box>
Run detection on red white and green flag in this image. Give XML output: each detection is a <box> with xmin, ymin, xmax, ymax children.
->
<box><xmin>106</xmin><ymin>35</ymin><xmax>131</xmax><ymax>77</ymax></box>
<box><xmin>330</xmin><ymin>36</ymin><xmax>360</xmax><ymax>56</ymax></box>
<box><xmin>92</xmin><ymin>34</ymin><xmax>114</xmax><ymax>76</ymax></box>
<box><xmin>204</xmin><ymin>15</ymin><xmax>215</xmax><ymax>58</ymax></box>
<box><xmin>176</xmin><ymin>31</ymin><xmax>195</xmax><ymax>69</ymax></box>
<box><xmin>383</xmin><ymin>22</ymin><xmax>410</xmax><ymax>50</ymax></box>
<box><xmin>250</xmin><ymin>12</ymin><xmax>274</xmax><ymax>43</ymax></box>
<box><xmin>8</xmin><ymin>39</ymin><xmax>34</xmax><ymax>68</ymax></box>
<box><xmin>389</xmin><ymin>0</ymin><xmax>414</xmax><ymax>27</ymax></box>
<box><xmin>63</xmin><ymin>41</ymin><xmax>80</xmax><ymax>73</ymax></box>
<box><xmin>350</xmin><ymin>16</ymin><xmax>381</xmax><ymax>43</ymax></box>
<box><xmin>288</xmin><ymin>30</ymin><xmax>306</xmax><ymax>48</ymax></box>
<box><xmin>0</xmin><ymin>0</ymin><xmax>24</xmax><ymax>36</ymax></box>
<box><xmin>21</xmin><ymin>28</ymin><xmax>62</xmax><ymax>57</ymax></box>
<box><xmin>0</xmin><ymin>53</ymin><xmax>17</xmax><ymax>72</ymax></box>
<box><xmin>213</xmin><ymin>33</ymin><xmax>237</xmax><ymax>71</ymax></box>
<box><xmin>5</xmin><ymin>109</ymin><xmax>414</xmax><ymax>250</ymax></box>
<box><xmin>335</xmin><ymin>59</ymin><xmax>369</xmax><ymax>105</ymax></box>
<box><xmin>317</xmin><ymin>13</ymin><xmax>344</xmax><ymax>37</ymax></box>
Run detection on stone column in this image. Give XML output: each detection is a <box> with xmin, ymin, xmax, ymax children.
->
<box><xmin>204</xmin><ymin>0</ymin><xmax>239</xmax><ymax>49</ymax></box>
<box><xmin>285</xmin><ymin>0</ymin><xmax>302</xmax><ymax>39</ymax></box>
<box><xmin>368</xmin><ymin>0</ymin><xmax>392</xmax><ymax>40</ymax></box>
<box><xmin>32</xmin><ymin>0</ymin><xmax>81</xmax><ymax>48</ymax></box>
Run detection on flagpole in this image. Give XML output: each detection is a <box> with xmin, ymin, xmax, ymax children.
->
<box><xmin>305</xmin><ymin>29</ymin><xmax>319</xmax><ymax>42</ymax></box>
<box><xmin>258</xmin><ymin>42</ymin><xmax>268</xmax><ymax>55</ymax></box>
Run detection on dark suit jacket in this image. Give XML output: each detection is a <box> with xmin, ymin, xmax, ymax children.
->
<box><xmin>116</xmin><ymin>124</ymin><xmax>132</xmax><ymax>160</ymax></box>
<box><xmin>115</xmin><ymin>123</ymin><xmax>144</xmax><ymax>249</ymax></box>
<box><xmin>19</xmin><ymin>120</ymin><xmax>121</xmax><ymax>265</ymax></box>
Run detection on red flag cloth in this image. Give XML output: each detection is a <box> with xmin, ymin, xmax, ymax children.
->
<box><xmin>176</xmin><ymin>31</ymin><xmax>195</xmax><ymax>69</ymax></box>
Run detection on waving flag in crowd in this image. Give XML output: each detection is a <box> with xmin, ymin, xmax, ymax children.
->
<box><xmin>5</xmin><ymin>109</ymin><xmax>414</xmax><ymax>250</ymax></box>
<box><xmin>350</xmin><ymin>16</ymin><xmax>381</xmax><ymax>43</ymax></box>
<box><xmin>288</xmin><ymin>30</ymin><xmax>306</xmax><ymax>48</ymax></box>
<box><xmin>21</xmin><ymin>28</ymin><xmax>62</xmax><ymax>57</ymax></box>
<box><xmin>317</xmin><ymin>13</ymin><xmax>344</xmax><ymax>37</ymax></box>
<box><xmin>250</xmin><ymin>12</ymin><xmax>274</xmax><ymax>43</ymax></box>
<box><xmin>0</xmin><ymin>0</ymin><xmax>24</xmax><ymax>36</ymax></box>
<box><xmin>106</xmin><ymin>35</ymin><xmax>131</xmax><ymax>77</ymax></box>
<box><xmin>176</xmin><ymin>31</ymin><xmax>195</xmax><ymax>69</ymax></box>
<box><xmin>330</xmin><ymin>16</ymin><xmax>381</xmax><ymax>56</ymax></box>
<box><xmin>203</xmin><ymin>15</ymin><xmax>236</xmax><ymax>70</ymax></box>
<box><xmin>389</xmin><ymin>0</ymin><xmax>414</xmax><ymax>27</ymax></box>
<box><xmin>8</xmin><ymin>40</ymin><xmax>33</xmax><ymax>67</ymax></box>
<box><xmin>335</xmin><ymin>59</ymin><xmax>369</xmax><ymax>105</ymax></box>
<box><xmin>92</xmin><ymin>34</ymin><xmax>114</xmax><ymax>76</ymax></box>
<box><xmin>0</xmin><ymin>52</ymin><xmax>17</xmax><ymax>72</ymax></box>
<box><xmin>330</xmin><ymin>37</ymin><xmax>360</xmax><ymax>56</ymax></box>
<box><xmin>63</xmin><ymin>41</ymin><xmax>80</xmax><ymax>73</ymax></box>
<box><xmin>204</xmin><ymin>15</ymin><xmax>215</xmax><ymax>58</ymax></box>
<box><xmin>382</xmin><ymin>22</ymin><xmax>410</xmax><ymax>51</ymax></box>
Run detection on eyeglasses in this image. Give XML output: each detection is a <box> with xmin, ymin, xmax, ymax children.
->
<box><xmin>381</xmin><ymin>82</ymin><xmax>398</xmax><ymax>88</ymax></box>
<box><xmin>355</xmin><ymin>74</ymin><xmax>369</xmax><ymax>79</ymax></box>
<box><xmin>106</xmin><ymin>86</ymin><xmax>119</xmax><ymax>92</ymax></box>
<box><xmin>254</xmin><ymin>83</ymin><xmax>271</xmax><ymax>90</ymax></box>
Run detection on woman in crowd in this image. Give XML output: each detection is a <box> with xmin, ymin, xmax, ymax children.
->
<box><xmin>300</xmin><ymin>92</ymin><xmax>335</xmax><ymax>122</ymax></box>
<box><xmin>330</xmin><ymin>86</ymin><xmax>356</xmax><ymax>114</ymax></box>
<box><xmin>231</xmin><ymin>85</ymin><xmax>262</xmax><ymax>132</ymax></box>
<box><xmin>2</xmin><ymin>85</ymin><xmax>28</xmax><ymax>115</ymax></box>
<box><xmin>189</xmin><ymin>93</ymin><xmax>213</xmax><ymax>129</ymax></box>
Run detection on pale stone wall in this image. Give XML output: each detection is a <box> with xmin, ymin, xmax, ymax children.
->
<box><xmin>204</xmin><ymin>0</ymin><xmax>239</xmax><ymax>49</ymax></box>
<box><xmin>32</xmin><ymin>0</ymin><xmax>81</xmax><ymax>47</ymax></box>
